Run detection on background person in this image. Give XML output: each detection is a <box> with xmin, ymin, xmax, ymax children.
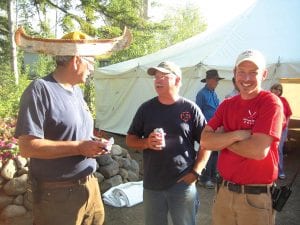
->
<box><xmin>196</xmin><ymin>69</ymin><xmax>224</xmax><ymax>189</ymax></box>
<box><xmin>225</xmin><ymin>77</ymin><xmax>239</xmax><ymax>99</ymax></box>
<box><xmin>14</xmin><ymin>31</ymin><xmax>112</xmax><ymax>225</ymax></box>
<box><xmin>126</xmin><ymin>61</ymin><xmax>210</xmax><ymax>225</ymax></box>
<box><xmin>270</xmin><ymin>83</ymin><xmax>292</xmax><ymax>179</ymax></box>
<box><xmin>201</xmin><ymin>49</ymin><xmax>284</xmax><ymax>225</ymax></box>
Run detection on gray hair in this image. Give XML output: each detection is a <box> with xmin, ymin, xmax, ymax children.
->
<box><xmin>55</xmin><ymin>55</ymin><xmax>74</xmax><ymax>66</ymax></box>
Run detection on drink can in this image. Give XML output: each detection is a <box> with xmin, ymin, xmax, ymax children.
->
<box><xmin>154</xmin><ymin>128</ymin><xmax>166</xmax><ymax>147</ymax></box>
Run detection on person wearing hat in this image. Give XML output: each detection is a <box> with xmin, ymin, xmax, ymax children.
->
<box><xmin>196</xmin><ymin>69</ymin><xmax>224</xmax><ymax>189</ymax></box>
<box><xmin>126</xmin><ymin>61</ymin><xmax>209</xmax><ymax>225</ymax></box>
<box><xmin>14</xmin><ymin>31</ymin><xmax>116</xmax><ymax>225</ymax></box>
<box><xmin>201</xmin><ymin>50</ymin><xmax>284</xmax><ymax>225</ymax></box>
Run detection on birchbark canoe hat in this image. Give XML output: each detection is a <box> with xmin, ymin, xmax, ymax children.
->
<box><xmin>147</xmin><ymin>61</ymin><xmax>182</xmax><ymax>78</ymax></box>
<box><xmin>14</xmin><ymin>26</ymin><xmax>132</xmax><ymax>57</ymax></box>
<box><xmin>201</xmin><ymin>69</ymin><xmax>224</xmax><ymax>83</ymax></box>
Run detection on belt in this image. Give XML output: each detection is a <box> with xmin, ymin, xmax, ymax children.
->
<box><xmin>223</xmin><ymin>180</ymin><xmax>269</xmax><ymax>195</ymax></box>
<box><xmin>38</xmin><ymin>174</ymin><xmax>94</xmax><ymax>189</ymax></box>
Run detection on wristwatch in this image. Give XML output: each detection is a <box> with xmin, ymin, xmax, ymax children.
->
<box><xmin>191</xmin><ymin>169</ymin><xmax>201</xmax><ymax>180</ymax></box>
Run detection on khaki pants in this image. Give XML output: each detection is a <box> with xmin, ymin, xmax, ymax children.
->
<box><xmin>32</xmin><ymin>175</ymin><xmax>104</xmax><ymax>225</ymax></box>
<box><xmin>212</xmin><ymin>185</ymin><xmax>275</xmax><ymax>225</ymax></box>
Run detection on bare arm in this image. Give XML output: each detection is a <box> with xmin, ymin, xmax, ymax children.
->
<box><xmin>201</xmin><ymin>125</ymin><xmax>274</xmax><ymax>160</ymax></box>
<box><xmin>201</xmin><ymin>125</ymin><xmax>251</xmax><ymax>151</ymax></box>
<box><xmin>126</xmin><ymin>132</ymin><xmax>164</xmax><ymax>151</ymax></box>
<box><xmin>228</xmin><ymin>133</ymin><xmax>273</xmax><ymax>160</ymax></box>
<box><xmin>18</xmin><ymin>135</ymin><xmax>109</xmax><ymax>159</ymax></box>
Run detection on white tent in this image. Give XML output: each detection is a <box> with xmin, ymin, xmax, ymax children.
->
<box><xmin>93</xmin><ymin>0</ymin><xmax>300</xmax><ymax>135</ymax></box>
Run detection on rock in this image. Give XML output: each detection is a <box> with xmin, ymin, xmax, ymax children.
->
<box><xmin>3</xmin><ymin>174</ymin><xmax>28</xmax><ymax>196</ymax></box>
<box><xmin>96</xmin><ymin>154</ymin><xmax>113</xmax><ymax>166</ymax></box>
<box><xmin>98</xmin><ymin>160</ymin><xmax>119</xmax><ymax>178</ymax></box>
<box><xmin>13</xmin><ymin>195</ymin><xmax>24</xmax><ymax>205</ymax></box>
<box><xmin>118</xmin><ymin>168</ymin><xmax>129</xmax><ymax>180</ymax></box>
<box><xmin>0</xmin><ymin>204</ymin><xmax>27</xmax><ymax>218</ymax></box>
<box><xmin>1</xmin><ymin>159</ymin><xmax>17</xmax><ymax>180</ymax></box>
<box><xmin>0</xmin><ymin>193</ymin><xmax>13</xmax><ymax>210</ymax></box>
<box><xmin>94</xmin><ymin>172</ymin><xmax>105</xmax><ymax>182</ymax></box>
<box><xmin>127</xmin><ymin>171</ymin><xmax>139</xmax><ymax>181</ymax></box>
<box><xmin>111</xmin><ymin>145</ymin><xmax>123</xmax><ymax>156</ymax></box>
<box><xmin>14</xmin><ymin>156</ymin><xmax>28</xmax><ymax>169</ymax></box>
<box><xmin>100</xmin><ymin>175</ymin><xmax>123</xmax><ymax>193</ymax></box>
<box><xmin>23</xmin><ymin>192</ymin><xmax>33</xmax><ymax>211</ymax></box>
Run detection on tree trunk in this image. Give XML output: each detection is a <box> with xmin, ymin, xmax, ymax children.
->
<box><xmin>142</xmin><ymin>0</ymin><xmax>149</xmax><ymax>20</ymax></box>
<box><xmin>7</xmin><ymin>0</ymin><xmax>19</xmax><ymax>85</ymax></box>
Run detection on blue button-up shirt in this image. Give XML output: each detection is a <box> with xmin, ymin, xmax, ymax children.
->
<box><xmin>196</xmin><ymin>85</ymin><xmax>219</xmax><ymax>121</ymax></box>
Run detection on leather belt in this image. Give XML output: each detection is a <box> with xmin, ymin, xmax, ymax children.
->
<box><xmin>38</xmin><ymin>174</ymin><xmax>94</xmax><ymax>189</ymax></box>
<box><xmin>223</xmin><ymin>180</ymin><xmax>269</xmax><ymax>195</ymax></box>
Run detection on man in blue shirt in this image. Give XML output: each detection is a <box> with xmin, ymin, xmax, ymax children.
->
<box><xmin>196</xmin><ymin>69</ymin><xmax>224</xmax><ymax>188</ymax></box>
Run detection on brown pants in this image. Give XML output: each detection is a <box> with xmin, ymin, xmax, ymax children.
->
<box><xmin>32</xmin><ymin>175</ymin><xmax>104</xmax><ymax>225</ymax></box>
<box><xmin>212</xmin><ymin>184</ymin><xmax>275</xmax><ymax>225</ymax></box>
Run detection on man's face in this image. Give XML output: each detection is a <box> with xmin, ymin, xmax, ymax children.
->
<box><xmin>78</xmin><ymin>57</ymin><xmax>95</xmax><ymax>83</ymax></box>
<box><xmin>234</xmin><ymin>60</ymin><xmax>267</xmax><ymax>99</ymax></box>
<box><xmin>206</xmin><ymin>78</ymin><xmax>219</xmax><ymax>90</ymax></box>
<box><xmin>153</xmin><ymin>71</ymin><xmax>178</xmax><ymax>95</ymax></box>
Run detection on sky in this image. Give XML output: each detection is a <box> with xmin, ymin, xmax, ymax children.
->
<box><xmin>149</xmin><ymin>0</ymin><xmax>257</xmax><ymax>30</ymax></box>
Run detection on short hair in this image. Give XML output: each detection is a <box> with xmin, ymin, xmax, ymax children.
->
<box><xmin>55</xmin><ymin>56</ymin><xmax>73</xmax><ymax>66</ymax></box>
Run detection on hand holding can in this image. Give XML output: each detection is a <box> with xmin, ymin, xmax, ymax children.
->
<box><xmin>154</xmin><ymin>128</ymin><xmax>166</xmax><ymax>149</ymax></box>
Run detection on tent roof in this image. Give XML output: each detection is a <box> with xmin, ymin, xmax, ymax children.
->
<box><xmin>95</xmin><ymin>0</ymin><xmax>300</xmax><ymax>79</ymax></box>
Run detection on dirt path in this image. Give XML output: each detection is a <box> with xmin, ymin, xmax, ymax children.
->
<box><xmin>104</xmin><ymin>133</ymin><xmax>300</xmax><ymax>225</ymax></box>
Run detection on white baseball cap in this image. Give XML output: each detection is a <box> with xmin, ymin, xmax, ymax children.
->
<box><xmin>235</xmin><ymin>50</ymin><xmax>266</xmax><ymax>69</ymax></box>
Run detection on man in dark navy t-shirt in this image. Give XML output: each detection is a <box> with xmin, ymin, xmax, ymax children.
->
<box><xmin>126</xmin><ymin>61</ymin><xmax>210</xmax><ymax>225</ymax></box>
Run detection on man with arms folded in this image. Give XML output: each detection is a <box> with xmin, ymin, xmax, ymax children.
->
<box><xmin>201</xmin><ymin>50</ymin><xmax>284</xmax><ymax>225</ymax></box>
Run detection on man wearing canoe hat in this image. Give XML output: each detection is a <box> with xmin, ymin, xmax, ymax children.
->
<box><xmin>14</xmin><ymin>28</ymin><xmax>131</xmax><ymax>225</ymax></box>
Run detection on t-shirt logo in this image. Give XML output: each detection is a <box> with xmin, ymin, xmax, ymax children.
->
<box><xmin>243</xmin><ymin>110</ymin><xmax>257</xmax><ymax>127</ymax></box>
<box><xmin>180</xmin><ymin>111</ymin><xmax>191</xmax><ymax>122</ymax></box>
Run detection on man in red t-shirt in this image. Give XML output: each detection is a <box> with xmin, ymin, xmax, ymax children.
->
<box><xmin>201</xmin><ymin>50</ymin><xmax>284</xmax><ymax>225</ymax></box>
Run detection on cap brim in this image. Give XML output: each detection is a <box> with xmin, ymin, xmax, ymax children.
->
<box><xmin>147</xmin><ymin>67</ymin><xmax>172</xmax><ymax>76</ymax></box>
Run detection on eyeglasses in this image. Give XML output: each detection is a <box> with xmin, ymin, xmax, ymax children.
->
<box><xmin>272</xmin><ymin>87</ymin><xmax>282</xmax><ymax>91</ymax></box>
<box><xmin>154</xmin><ymin>73</ymin><xmax>176</xmax><ymax>80</ymax></box>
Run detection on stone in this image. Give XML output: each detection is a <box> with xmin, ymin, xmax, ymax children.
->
<box><xmin>13</xmin><ymin>195</ymin><xmax>24</xmax><ymax>205</ymax></box>
<box><xmin>1</xmin><ymin>159</ymin><xmax>17</xmax><ymax>180</ymax></box>
<box><xmin>23</xmin><ymin>192</ymin><xmax>33</xmax><ymax>211</ymax></box>
<box><xmin>0</xmin><ymin>193</ymin><xmax>13</xmax><ymax>210</ymax></box>
<box><xmin>100</xmin><ymin>175</ymin><xmax>123</xmax><ymax>193</ymax></box>
<box><xmin>118</xmin><ymin>168</ymin><xmax>129</xmax><ymax>180</ymax></box>
<box><xmin>0</xmin><ymin>204</ymin><xmax>27</xmax><ymax>218</ymax></box>
<box><xmin>15</xmin><ymin>156</ymin><xmax>28</xmax><ymax>169</ymax></box>
<box><xmin>111</xmin><ymin>145</ymin><xmax>123</xmax><ymax>156</ymax></box>
<box><xmin>127</xmin><ymin>170</ymin><xmax>139</xmax><ymax>181</ymax></box>
<box><xmin>3</xmin><ymin>174</ymin><xmax>28</xmax><ymax>196</ymax></box>
<box><xmin>94</xmin><ymin>172</ymin><xmax>105</xmax><ymax>182</ymax></box>
<box><xmin>96</xmin><ymin>154</ymin><xmax>113</xmax><ymax>166</ymax></box>
<box><xmin>98</xmin><ymin>160</ymin><xmax>119</xmax><ymax>178</ymax></box>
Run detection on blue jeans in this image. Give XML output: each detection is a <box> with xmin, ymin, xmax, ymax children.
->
<box><xmin>143</xmin><ymin>181</ymin><xmax>199</xmax><ymax>225</ymax></box>
<box><xmin>278</xmin><ymin>126</ymin><xmax>288</xmax><ymax>176</ymax></box>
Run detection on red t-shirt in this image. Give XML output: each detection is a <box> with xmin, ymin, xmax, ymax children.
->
<box><xmin>208</xmin><ymin>91</ymin><xmax>284</xmax><ymax>184</ymax></box>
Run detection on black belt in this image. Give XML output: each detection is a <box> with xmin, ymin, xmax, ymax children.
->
<box><xmin>223</xmin><ymin>180</ymin><xmax>269</xmax><ymax>195</ymax></box>
<box><xmin>38</xmin><ymin>174</ymin><xmax>94</xmax><ymax>189</ymax></box>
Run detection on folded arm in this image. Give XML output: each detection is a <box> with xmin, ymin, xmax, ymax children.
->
<box><xmin>201</xmin><ymin>125</ymin><xmax>273</xmax><ymax>160</ymax></box>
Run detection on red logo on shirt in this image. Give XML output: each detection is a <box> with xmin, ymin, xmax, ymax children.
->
<box><xmin>180</xmin><ymin>111</ymin><xmax>191</xmax><ymax>122</ymax></box>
